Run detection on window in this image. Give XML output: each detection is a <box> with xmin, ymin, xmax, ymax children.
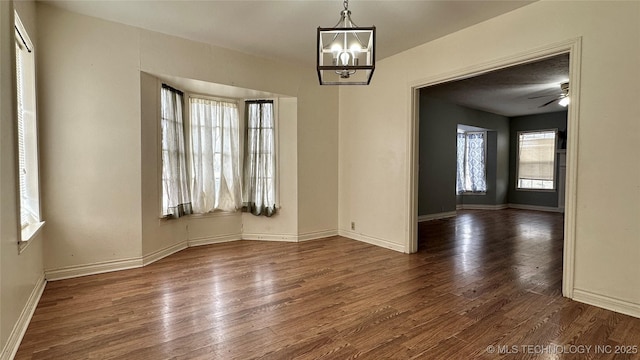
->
<box><xmin>15</xmin><ymin>12</ymin><xmax>43</xmax><ymax>240</ymax></box>
<box><xmin>189</xmin><ymin>96</ymin><xmax>242</xmax><ymax>213</ymax></box>
<box><xmin>160</xmin><ymin>85</ymin><xmax>192</xmax><ymax>218</ymax></box>
<box><xmin>516</xmin><ymin>129</ymin><xmax>557</xmax><ymax>190</ymax></box>
<box><xmin>160</xmin><ymin>87</ymin><xmax>242</xmax><ymax>216</ymax></box>
<box><xmin>243</xmin><ymin>101</ymin><xmax>276</xmax><ymax>216</ymax></box>
<box><xmin>456</xmin><ymin>131</ymin><xmax>487</xmax><ymax>193</ymax></box>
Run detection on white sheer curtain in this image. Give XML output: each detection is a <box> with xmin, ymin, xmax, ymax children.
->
<box><xmin>189</xmin><ymin>97</ymin><xmax>242</xmax><ymax>213</ymax></box>
<box><xmin>456</xmin><ymin>131</ymin><xmax>487</xmax><ymax>193</ymax></box>
<box><xmin>456</xmin><ymin>132</ymin><xmax>466</xmax><ymax>194</ymax></box>
<box><xmin>161</xmin><ymin>85</ymin><xmax>192</xmax><ymax>218</ymax></box>
<box><xmin>243</xmin><ymin>101</ymin><xmax>276</xmax><ymax>216</ymax></box>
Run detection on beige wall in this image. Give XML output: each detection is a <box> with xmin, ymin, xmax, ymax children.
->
<box><xmin>338</xmin><ymin>62</ymin><xmax>409</xmax><ymax>251</ymax></box>
<box><xmin>38</xmin><ymin>5</ymin><xmax>142</xmax><ymax>271</ymax></box>
<box><xmin>339</xmin><ymin>1</ymin><xmax>640</xmax><ymax>309</ymax></box>
<box><xmin>0</xmin><ymin>1</ymin><xmax>45</xmax><ymax>358</ymax></box>
<box><xmin>296</xmin><ymin>73</ymin><xmax>340</xmax><ymax>238</ymax></box>
<box><xmin>37</xmin><ymin>4</ymin><xmax>339</xmax><ymax>274</ymax></box>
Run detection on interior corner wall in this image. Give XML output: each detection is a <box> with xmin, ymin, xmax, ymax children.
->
<box><xmin>339</xmin><ymin>0</ymin><xmax>640</xmax><ymax>309</ymax></box>
<box><xmin>1</xmin><ymin>1</ymin><xmax>45</xmax><ymax>357</ymax></box>
<box><xmin>508</xmin><ymin>111</ymin><xmax>568</xmax><ymax>208</ymax></box>
<box><xmin>296</xmin><ymin>73</ymin><xmax>339</xmax><ymax>239</ymax></box>
<box><xmin>417</xmin><ymin>95</ymin><xmax>509</xmax><ymax>216</ymax></box>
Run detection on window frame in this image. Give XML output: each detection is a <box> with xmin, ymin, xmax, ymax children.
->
<box><xmin>159</xmin><ymin>84</ymin><xmax>192</xmax><ymax>218</ymax></box>
<box><xmin>14</xmin><ymin>10</ymin><xmax>44</xmax><ymax>246</ymax></box>
<box><xmin>515</xmin><ymin>128</ymin><xmax>558</xmax><ymax>192</ymax></box>
<box><xmin>242</xmin><ymin>99</ymin><xmax>280</xmax><ymax>211</ymax></box>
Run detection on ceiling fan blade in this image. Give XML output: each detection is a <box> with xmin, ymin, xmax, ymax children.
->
<box><xmin>539</xmin><ymin>97</ymin><xmax>560</xmax><ymax>107</ymax></box>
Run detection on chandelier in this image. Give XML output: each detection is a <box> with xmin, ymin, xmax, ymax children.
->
<box><xmin>317</xmin><ymin>0</ymin><xmax>375</xmax><ymax>85</ymax></box>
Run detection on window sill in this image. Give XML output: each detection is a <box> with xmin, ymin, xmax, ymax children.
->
<box><xmin>516</xmin><ymin>188</ymin><xmax>556</xmax><ymax>193</ymax></box>
<box><xmin>458</xmin><ymin>192</ymin><xmax>486</xmax><ymax>196</ymax></box>
<box><xmin>160</xmin><ymin>210</ymin><xmax>241</xmax><ymax>221</ymax></box>
<box><xmin>189</xmin><ymin>211</ymin><xmax>241</xmax><ymax>219</ymax></box>
<box><xmin>22</xmin><ymin>221</ymin><xmax>45</xmax><ymax>241</ymax></box>
<box><xmin>20</xmin><ymin>221</ymin><xmax>45</xmax><ymax>253</ymax></box>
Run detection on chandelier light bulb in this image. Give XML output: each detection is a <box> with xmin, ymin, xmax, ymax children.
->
<box><xmin>339</xmin><ymin>51</ymin><xmax>351</xmax><ymax>66</ymax></box>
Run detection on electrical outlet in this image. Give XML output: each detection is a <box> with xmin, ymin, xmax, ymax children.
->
<box><xmin>351</xmin><ymin>222</ymin><xmax>355</xmax><ymax>230</ymax></box>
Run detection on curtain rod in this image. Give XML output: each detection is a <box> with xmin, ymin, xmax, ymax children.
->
<box><xmin>245</xmin><ymin>100</ymin><xmax>274</xmax><ymax>104</ymax></box>
<box><xmin>162</xmin><ymin>83</ymin><xmax>184</xmax><ymax>95</ymax></box>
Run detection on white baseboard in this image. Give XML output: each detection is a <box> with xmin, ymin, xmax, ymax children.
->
<box><xmin>45</xmin><ymin>257</ymin><xmax>143</xmax><ymax>281</ymax></box>
<box><xmin>142</xmin><ymin>240</ymin><xmax>188</xmax><ymax>266</ymax></box>
<box><xmin>0</xmin><ymin>275</ymin><xmax>46</xmax><ymax>360</ymax></box>
<box><xmin>452</xmin><ymin>204</ymin><xmax>560</xmax><ymax>213</ymax></box>
<box><xmin>417</xmin><ymin>211</ymin><xmax>457</xmax><ymax>222</ymax></box>
<box><xmin>191</xmin><ymin>230</ymin><xmax>340</xmax><ymax>244</ymax></box>
<box><xmin>241</xmin><ymin>233</ymin><xmax>298</xmax><ymax>242</ymax></box>
<box><xmin>44</xmin><ymin>229</ymin><xmax>338</xmax><ymax>281</ymax></box>
<box><xmin>457</xmin><ymin>204</ymin><xmax>508</xmax><ymax>210</ymax></box>
<box><xmin>188</xmin><ymin>233</ymin><xmax>241</xmax><ymax>247</ymax></box>
<box><xmin>573</xmin><ymin>289</ymin><xmax>640</xmax><ymax>319</ymax></box>
<box><xmin>297</xmin><ymin>229</ymin><xmax>339</xmax><ymax>241</ymax></box>
<box><xmin>339</xmin><ymin>230</ymin><xmax>405</xmax><ymax>253</ymax></box>
<box><xmin>508</xmin><ymin>203</ymin><xmax>562</xmax><ymax>213</ymax></box>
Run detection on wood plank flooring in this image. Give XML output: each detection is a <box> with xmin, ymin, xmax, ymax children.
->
<box><xmin>16</xmin><ymin>210</ymin><xmax>640</xmax><ymax>359</ymax></box>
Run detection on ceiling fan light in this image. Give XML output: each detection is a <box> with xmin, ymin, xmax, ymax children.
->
<box><xmin>559</xmin><ymin>96</ymin><xmax>570</xmax><ymax>107</ymax></box>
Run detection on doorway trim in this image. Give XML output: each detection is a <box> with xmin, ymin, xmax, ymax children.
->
<box><xmin>406</xmin><ymin>37</ymin><xmax>582</xmax><ymax>299</ymax></box>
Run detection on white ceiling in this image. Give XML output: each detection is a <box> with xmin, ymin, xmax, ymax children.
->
<box><xmin>41</xmin><ymin>0</ymin><xmax>568</xmax><ymax>116</ymax></box>
<box><xmin>40</xmin><ymin>0</ymin><xmax>535</xmax><ymax>66</ymax></box>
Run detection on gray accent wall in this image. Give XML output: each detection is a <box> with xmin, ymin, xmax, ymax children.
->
<box><xmin>419</xmin><ymin>94</ymin><xmax>510</xmax><ymax>216</ymax></box>
<box><xmin>508</xmin><ymin>111</ymin><xmax>568</xmax><ymax>207</ymax></box>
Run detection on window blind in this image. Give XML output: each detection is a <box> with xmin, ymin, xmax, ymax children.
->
<box><xmin>16</xmin><ymin>40</ymin><xmax>29</xmax><ymax>228</ymax></box>
<box><xmin>518</xmin><ymin>131</ymin><xmax>556</xmax><ymax>182</ymax></box>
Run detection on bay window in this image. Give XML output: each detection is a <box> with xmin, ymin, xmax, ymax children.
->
<box><xmin>160</xmin><ymin>85</ymin><xmax>275</xmax><ymax>217</ymax></box>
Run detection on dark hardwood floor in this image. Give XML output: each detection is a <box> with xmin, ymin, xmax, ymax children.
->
<box><xmin>16</xmin><ymin>210</ymin><xmax>640</xmax><ymax>359</ymax></box>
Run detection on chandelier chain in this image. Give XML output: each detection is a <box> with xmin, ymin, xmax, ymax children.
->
<box><xmin>343</xmin><ymin>0</ymin><xmax>349</xmax><ymax>10</ymax></box>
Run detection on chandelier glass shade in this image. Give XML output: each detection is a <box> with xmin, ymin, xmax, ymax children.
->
<box><xmin>317</xmin><ymin>1</ymin><xmax>375</xmax><ymax>85</ymax></box>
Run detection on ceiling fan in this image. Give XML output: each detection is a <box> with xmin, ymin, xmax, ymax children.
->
<box><xmin>530</xmin><ymin>82</ymin><xmax>570</xmax><ymax>107</ymax></box>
